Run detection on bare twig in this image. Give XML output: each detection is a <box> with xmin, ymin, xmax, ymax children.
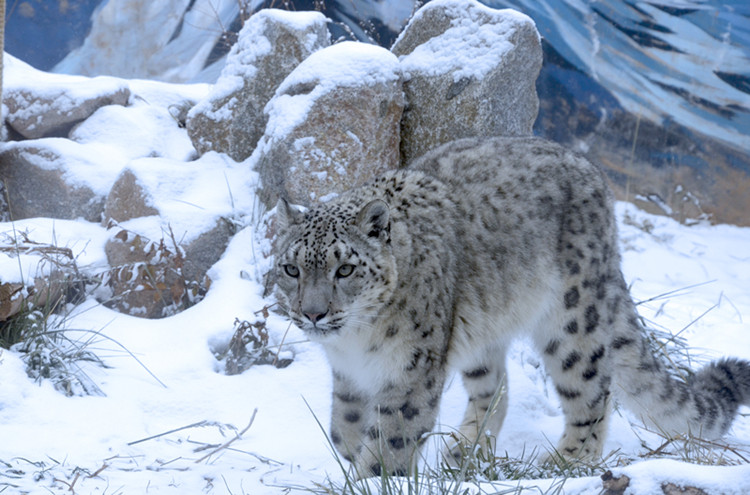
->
<box><xmin>195</xmin><ymin>409</ymin><xmax>259</xmax><ymax>464</ymax></box>
<box><xmin>88</xmin><ymin>462</ymin><xmax>109</xmax><ymax>479</ymax></box>
<box><xmin>128</xmin><ymin>420</ymin><xmax>210</xmax><ymax>446</ymax></box>
<box><xmin>635</xmin><ymin>280</ymin><xmax>716</xmax><ymax>306</ymax></box>
<box><xmin>273</xmin><ymin>320</ymin><xmax>293</xmax><ymax>367</ymax></box>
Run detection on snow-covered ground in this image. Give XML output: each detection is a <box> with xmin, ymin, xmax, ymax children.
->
<box><xmin>2</xmin><ymin>48</ymin><xmax>750</xmax><ymax>495</ymax></box>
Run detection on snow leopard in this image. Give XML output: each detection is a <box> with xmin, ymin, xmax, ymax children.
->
<box><xmin>271</xmin><ymin>136</ymin><xmax>750</xmax><ymax>477</ymax></box>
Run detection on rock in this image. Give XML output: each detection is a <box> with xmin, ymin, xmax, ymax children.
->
<box><xmin>68</xmin><ymin>101</ymin><xmax>198</xmax><ymax>163</ymax></box>
<box><xmin>0</xmin><ymin>180</ymin><xmax>9</xmax><ymax>222</ymax></box>
<box><xmin>0</xmin><ymin>143</ymin><xmax>104</xmax><ymax>222</ymax></box>
<box><xmin>0</xmin><ymin>282</ymin><xmax>25</xmax><ymax>322</ymax></box>
<box><xmin>0</xmin><ymin>245</ymin><xmax>85</xmax><ymax>323</ymax></box>
<box><xmin>4</xmin><ymin>60</ymin><xmax>131</xmax><ymax>139</ymax></box>
<box><xmin>181</xmin><ymin>218</ymin><xmax>235</xmax><ymax>283</ymax></box>
<box><xmin>601</xmin><ymin>471</ymin><xmax>630</xmax><ymax>495</ymax></box>
<box><xmin>104</xmin><ymin>228</ymin><xmax>209</xmax><ymax>319</ymax></box>
<box><xmin>391</xmin><ymin>0</ymin><xmax>542</xmax><ymax>164</ymax></box>
<box><xmin>100</xmin><ymin>152</ymin><xmax>246</xmax><ymax>318</ymax></box>
<box><xmin>661</xmin><ymin>483</ymin><xmax>708</xmax><ymax>495</ymax></box>
<box><xmin>101</xmin><ymin>152</ymin><xmax>251</xmax><ymax>241</ymax></box>
<box><xmin>186</xmin><ymin>9</ymin><xmax>330</xmax><ymax>162</ymax></box>
<box><xmin>104</xmin><ymin>168</ymin><xmax>159</xmax><ymax>224</ymax></box>
<box><xmin>103</xmin><ymin>217</ymin><xmax>234</xmax><ymax>319</ymax></box>
<box><xmin>254</xmin><ymin>41</ymin><xmax>403</xmax><ymax>209</ymax></box>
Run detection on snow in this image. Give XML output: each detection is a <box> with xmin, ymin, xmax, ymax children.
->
<box><xmin>277</xmin><ymin>41</ymin><xmax>401</xmax><ymax>92</ymax></box>
<box><xmin>0</xmin><ymin>218</ymin><xmax>111</xmax><ymax>286</ymax></box>
<box><xmin>2</xmin><ymin>20</ymin><xmax>750</xmax><ymax>495</ymax></box>
<box><xmin>114</xmin><ymin>151</ymin><xmax>259</xmax><ymax>244</ymax></box>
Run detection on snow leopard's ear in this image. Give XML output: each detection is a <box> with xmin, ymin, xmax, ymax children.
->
<box><xmin>276</xmin><ymin>198</ymin><xmax>304</xmax><ymax>230</ymax></box>
<box><xmin>357</xmin><ymin>199</ymin><xmax>390</xmax><ymax>239</ymax></box>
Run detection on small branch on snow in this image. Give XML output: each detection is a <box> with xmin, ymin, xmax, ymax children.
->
<box><xmin>127</xmin><ymin>420</ymin><xmax>212</xmax><ymax>446</ymax></box>
<box><xmin>88</xmin><ymin>462</ymin><xmax>109</xmax><ymax>479</ymax></box>
<box><xmin>195</xmin><ymin>409</ymin><xmax>259</xmax><ymax>464</ymax></box>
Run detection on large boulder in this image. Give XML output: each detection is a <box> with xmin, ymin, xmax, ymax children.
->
<box><xmin>254</xmin><ymin>41</ymin><xmax>404</xmax><ymax>209</ymax></box>
<box><xmin>186</xmin><ymin>9</ymin><xmax>330</xmax><ymax>162</ymax></box>
<box><xmin>392</xmin><ymin>0</ymin><xmax>542</xmax><ymax>164</ymax></box>
<box><xmin>4</xmin><ymin>56</ymin><xmax>131</xmax><ymax>139</ymax></box>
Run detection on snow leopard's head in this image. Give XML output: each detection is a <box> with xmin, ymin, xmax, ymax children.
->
<box><xmin>272</xmin><ymin>197</ymin><xmax>397</xmax><ymax>338</ymax></box>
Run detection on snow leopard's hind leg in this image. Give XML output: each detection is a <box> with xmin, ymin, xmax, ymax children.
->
<box><xmin>533</xmin><ymin>183</ymin><xmax>623</xmax><ymax>462</ymax></box>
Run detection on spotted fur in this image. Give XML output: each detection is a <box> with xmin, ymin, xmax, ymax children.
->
<box><xmin>272</xmin><ymin>136</ymin><xmax>750</xmax><ymax>476</ymax></box>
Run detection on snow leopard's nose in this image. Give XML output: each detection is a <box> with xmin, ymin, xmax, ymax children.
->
<box><xmin>304</xmin><ymin>310</ymin><xmax>328</xmax><ymax>324</ymax></box>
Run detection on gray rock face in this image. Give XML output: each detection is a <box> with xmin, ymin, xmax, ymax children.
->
<box><xmin>0</xmin><ymin>144</ymin><xmax>103</xmax><ymax>222</ymax></box>
<box><xmin>186</xmin><ymin>9</ymin><xmax>330</xmax><ymax>162</ymax></box>
<box><xmin>392</xmin><ymin>0</ymin><xmax>542</xmax><ymax>164</ymax></box>
<box><xmin>254</xmin><ymin>41</ymin><xmax>404</xmax><ymax>209</ymax></box>
<box><xmin>5</xmin><ymin>77</ymin><xmax>130</xmax><ymax>139</ymax></box>
<box><xmin>180</xmin><ymin>219</ymin><xmax>235</xmax><ymax>283</ymax></box>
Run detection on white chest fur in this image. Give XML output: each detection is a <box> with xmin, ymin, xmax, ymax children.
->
<box><xmin>320</xmin><ymin>325</ymin><xmax>413</xmax><ymax>395</ymax></box>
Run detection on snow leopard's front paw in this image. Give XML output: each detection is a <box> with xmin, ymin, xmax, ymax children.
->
<box><xmin>440</xmin><ymin>431</ymin><xmax>497</xmax><ymax>473</ymax></box>
<box><xmin>539</xmin><ymin>434</ymin><xmax>604</xmax><ymax>468</ymax></box>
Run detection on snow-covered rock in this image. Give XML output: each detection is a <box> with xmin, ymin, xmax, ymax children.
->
<box><xmin>254</xmin><ymin>41</ymin><xmax>404</xmax><ymax>209</ymax></box>
<box><xmin>392</xmin><ymin>0</ymin><xmax>542</xmax><ymax>164</ymax></box>
<box><xmin>186</xmin><ymin>9</ymin><xmax>330</xmax><ymax>162</ymax></box>
<box><xmin>103</xmin><ymin>214</ymin><xmax>234</xmax><ymax>319</ymax></box>
<box><xmin>4</xmin><ymin>55</ymin><xmax>131</xmax><ymax>139</ymax></box>
<box><xmin>113</xmin><ymin>153</ymin><xmax>255</xmax><ymax>241</ymax></box>
<box><xmin>42</xmin><ymin>0</ymin><xmax>420</xmax><ymax>82</ymax></box>
<box><xmin>0</xmin><ymin>141</ymin><xmax>105</xmax><ymax>222</ymax></box>
<box><xmin>101</xmin><ymin>151</ymin><xmax>255</xmax><ymax>319</ymax></box>
<box><xmin>0</xmin><ymin>54</ymin><xmax>257</xmax><ymax>318</ymax></box>
<box><xmin>0</xmin><ymin>55</ymin><xmax>212</xmax><ymax>222</ymax></box>
<box><xmin>14</xmin><ymin>0</ymin><xmax>746</xmax><ymax>226</ymax></box>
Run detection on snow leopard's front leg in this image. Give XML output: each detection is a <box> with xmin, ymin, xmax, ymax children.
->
<box><xmin>330</xmin><ymin>373</ymin><xmax>371</xmax><ymax>463</ymax></box>
<box><xmin>353</xmin><ymin>365</ymin><xmax>447</xmax><ymax>477</ymax></box>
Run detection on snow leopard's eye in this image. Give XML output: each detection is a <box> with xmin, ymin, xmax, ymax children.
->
<box><xmin>283</xmin><ymin>264</ymin><xmax>300</xmax><ymax>278</ymax></box>
<box><xmin>335</xmin><ymin>264</ymin><xmax>355</xmax><ymax>278</ymax></box>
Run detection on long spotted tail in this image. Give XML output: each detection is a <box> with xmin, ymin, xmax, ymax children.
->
<box><xmin>681</xmin><ymin>358</ymin><xmax>750</xmax><ymax>437</ymax></box>
<box><xmin>614</xmin><ymin>330</ymin><xmax>750</xmax><ymax>440</ymax></box>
